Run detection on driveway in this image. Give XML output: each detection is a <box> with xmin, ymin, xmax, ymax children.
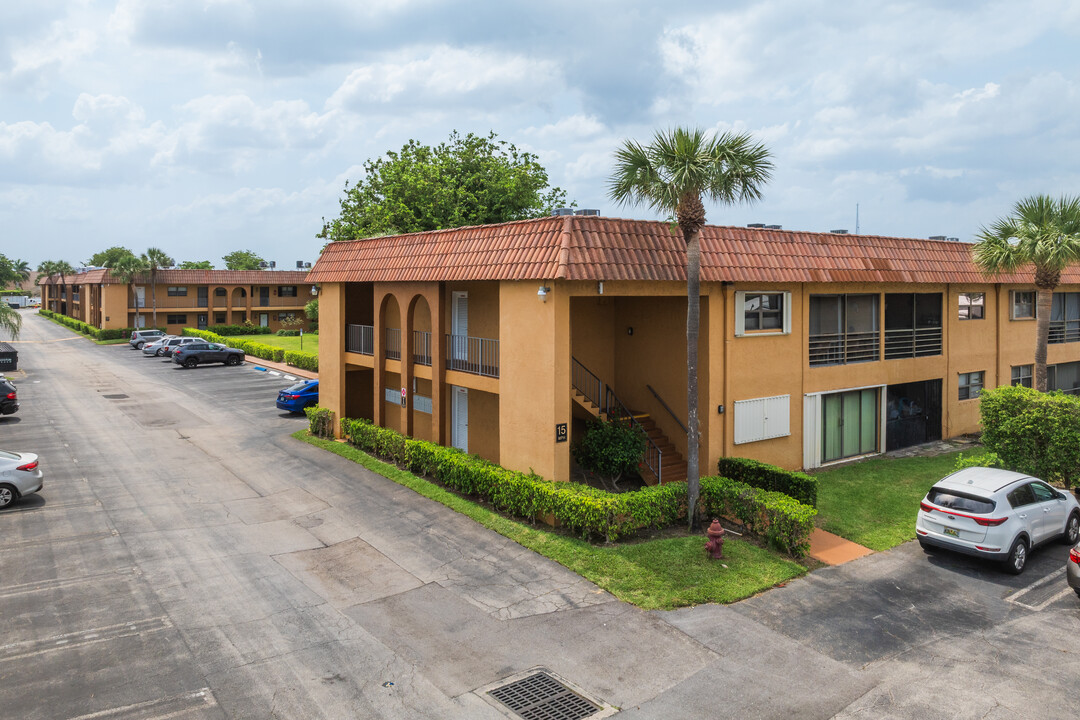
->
<box><xmin>1</xmin><ymin>313</ymin><xmax>1077</xmax><ymax>719</ymax></box>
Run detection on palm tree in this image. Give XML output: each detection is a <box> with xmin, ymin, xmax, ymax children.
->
<box><xmin>973</xmin><ymin>194</ymin><xmax>1080</xmax><ymax>392</ymax></box>
<box><xmin>143</xmin><ymin>248</ymin><xmax>175</xmax><ymax>329</ymax></box>
<box><xmin>0</xmin><ymin>303</ymin><xmax>20</xmax><ymax>339</ymax></box>
<box><xmin>44</xmin><ymin>260</ymin><xmax>75</xmax><ymax>316</ymax></box>
<box><xmin>112</xmin><ymin>255</ymin><xmax>149</xmax><ymax>330</ymax></box>
<box><xmin>36</xmin><ymin>260</ymin><xmax>57</xmax><ymax>310</ymax></box>
<box><xmin>609</xmin><ymin>128</ymin><xmax>773</xmax><ymax>528</ymax></box>
<box><xmin>13</xmin><ymin>259</ymin><xmax>30</xmax><ymax>290</ymax></box>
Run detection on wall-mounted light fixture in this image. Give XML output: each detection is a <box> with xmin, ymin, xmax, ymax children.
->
<box><xmin>626</xmin><ymin>326</ymin><xmax>634</xmax><ymax>336</ymax></box>
<box><xmin>537</xmin><ymin>285</ymin><xmax>550</xmax><ymax>303</ymax></box>
<box><xmin>310</xmin><ymin>285</ymin><xmax>319</xmax><ymax>296</ymax></box>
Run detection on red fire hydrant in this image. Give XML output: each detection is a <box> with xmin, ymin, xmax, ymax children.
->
<box><xmin>705</xmin><ymin>518</ymin><xmax>725</xmax><ymax>560</ymax></box>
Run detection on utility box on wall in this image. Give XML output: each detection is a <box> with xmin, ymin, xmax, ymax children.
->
<box><xmin>0</xmin><ymin>342</ymin><xmax>18</xmax><ymax>372</ymax></box>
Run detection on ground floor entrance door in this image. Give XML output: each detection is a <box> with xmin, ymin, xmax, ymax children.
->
<box><xmin>197</xmin><ymin>314</ymin><xmax>208</xmax><ymax>330</ymax></box>
<box><xmin>886</xmin><ymin>379</ymin><xmax>942</xmax><ymax>451</ymax></box>
<box><xmin>821</xmin><ymin>387</ymin><xmax>880</xmax><ymax>463</ymax></box>
<box><xmin>451</xmin><ymin>386</ymin><xmax>468</xmax><ymax>452</ymax></box>
<box><xmin>259</xmin><ymin>313</ymin><xmax>269</xmax><ymax>327</ymax></box>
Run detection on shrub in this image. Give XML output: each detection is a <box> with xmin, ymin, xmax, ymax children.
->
<box><xmin>206</xmin><ymin>324</ymin><xmax>273</xmax><ymax>336</ymax></box>
<box><xmin>305</xmin><ymin>406</ymin><xmax>335</xmax><ymax>438</ymax></box>
<box><xmin>954</xmin><ymin>451</ymin><xmax>1003</xmax><ymax>471</ymax></box>
<box><xmin>716</xmin><ymin>457</ymin><xmax>818</xmax><ymax>508</ymax></box>
<box><xmin>980</xmin><ymin>385</ymin><xmax>1080</xmax><ymax>488</ymax></box>
<box><xmin>284</xmin><ymin>350</ymin><xmax>318</xmax><ymax>371</ymax></box>
<box><xmin>572</xmin><ymin>418</ymin><xmax>646</xmax><ymax>488</ymax></box>
<box><xmin>276</xmin><ymin>329</ymin><xmax>301</xmax><ymax>336</ymax></box>
<box><xmin>38</xmin><ymin>309</ymin><xmax>153</xmax><ymax>341</ymax></box>
<box><xmin>698</xmin><ymin>477</ymin><xmax>816</xmax><ymax>557</ymax></box>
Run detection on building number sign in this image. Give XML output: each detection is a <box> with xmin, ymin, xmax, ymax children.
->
<box><xmin>555</xmin><ymin>423</ymin><xmax>568</xmax><ymax>443</ymax></box>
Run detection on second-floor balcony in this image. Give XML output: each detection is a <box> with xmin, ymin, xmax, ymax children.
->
<box><xmin>346</xmin><ymin>324</ymin><xmax>374</xmax><ymax>355</ymax></box>
<box><xmin>446</xmin><ymin>334</ymin><xmax>499</xmax><ymax>378</ymax></box>
<box><xmin>343</xmin><ymin>324</ymin><xmax>498</xmax><ymax>378</ymax></box>
<box><xmin>883</xmin><ymin>326</ymin><xmax>942</xmax><ymax>359</ymax></box>
<box><xmin>809</xmin><ymin>331</ymin><xmax>879</xmax><ymax>366</ymax></box>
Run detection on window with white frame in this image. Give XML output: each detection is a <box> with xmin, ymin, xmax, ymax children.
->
<box><xmin>733</xmin><ymin>394</ymin><xmax>791</xmax><ymax>444</ymax></box>
<box><xmin>735</xmin><ymin>291</ymin><xmax>791</xmax><ymax>336</ymax></box>
<box><xmin>958</xmin><ymin>371</ymin><xmax>984</xmax><ymax>400</ymax></box>
<box><xmin>958</xmin><ymin>292</ymin><xmax>984</xmax><ymax>320</ymax></box>
<box><xmin>1011</xmin><ymin>291</ymin><xmax>1035</xmax><ymax>319</ymax></box>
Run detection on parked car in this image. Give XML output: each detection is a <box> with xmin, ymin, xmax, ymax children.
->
<box><xmin>172</xmin><ymin>342</ymin><xmax>245</xmax><ymax>368</ymax></box>
<box><xmin>276</xmin><ymin>379</ymin><xmax>319</xmax><ymax>413</ymax></box>
<box><xmin>0</xmin><ymin>376</ymin><xmax>18</xmax><ymax>415</ymax></box>
<box><xmin>142</xmin><ymin>336</ymin><xmax>176</xmax><ymax>356</ymax></box>
<box><xmin>1068</xmin><ymin>540</ymin><xmax>1080</xmax><ymax>598</ymax></box>
<box><xmin>916</xmin><ymin>467</ymin><xmax>1080</xmax><ymax>574</ymax></box>
<box><xmin>160</xmin><ymin>336</ymin><xmax>200</xmax><ymax>357</ymax></box>
<box><xmin>129</xmin><ymin>329</ymin><xmax>166</xmax><ymax>349</ymax></box>
<box><xmin>0</xmin><ymin>449</ymin><xmax>43</xmax><ymax>508</ymax></box>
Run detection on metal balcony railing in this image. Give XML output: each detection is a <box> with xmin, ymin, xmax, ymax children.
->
<box><xmin>571</xmin><ymin>358</ymin><xmax>603</xmax><ymax>409</ymax></box>
<box><xmin>345</xmin><ymin>324</ymin><xmax>374</xmax><ymax>355</ymax></box>
<box><xmin>385</xmin><ymin>328</ymin><xmax>401</xmax><ymax>360</ymax></box>
<box><xmin>413</xmin><ymin>330</ymin><xmax>432</xmax><ymax>366</ymax></box>
<box><xmin>1049</xmin><ymin>320</ymin><xmax>1080</xmax><ymax>344</ymax></box>
<box><xmin>883</xmin><ymin>327</ymin><xmax>942</xmax><ymax>359</ymax></box>
<box><xmin>446</xmin><ymin>334</ymin><xmax>499</xmax><ymax>378</ymax></box>
<box><xmin>604</xmin><ymin>384</ymin><xmax>662</xmax><ymax>484</ymax></box>
<box><xmin>809</xmin><ymin>331</ymin><xmax>879</xmax><ymax>366</ymax></box>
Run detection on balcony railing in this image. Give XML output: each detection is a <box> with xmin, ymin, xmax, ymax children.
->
<box><xmin>345</xmin><ymin>324</ymin><xmax>374</xmax><ymax>355</ymax></box>
<box><xmin>883</xmin><ymin>327</ymin><xmax>942</xmax><ymax>359</ymax></box>
<box><xmin>1049</xmin><ymin>320</ymin><xmax>1080</xmax><ymax>344</ymax></box>
<box><xmin>413</xmin><ymin>330</ymin><xmax>432</xmax><ymax>366</ymax></box>
<box><xmin>446</xmin><ymin>334</ymin><xmax>499</xmax><ymax>378</ymax></box>
<box><xmin>809</xmin><ymin>331</ymin><xmax>879</xmax><ymax>366</ymax></box>
<box><xmin>385</xmin><ymin>328</ymin><xmax>401</xmax><ymax>360</ymax></box>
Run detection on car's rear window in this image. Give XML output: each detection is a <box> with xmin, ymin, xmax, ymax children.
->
<box><xmin>927</xmin><ymin>488</ymin><xmax>995</xmax><ymax>514</ymax></box>
<box><xmin>0</xmin><ymin>450</ymin><xmax>20</xmax><ymax>461</ymax></box>
<box><xmin>284</xmin><ymin>382</ymin><xmax>314</xmax><ymax>393</ymax></box>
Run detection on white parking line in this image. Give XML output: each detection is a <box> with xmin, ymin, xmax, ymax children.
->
<box><xmin>0</xmin><ymin>617</ymin><xmax>173</xmax><ymax>663</ymax></box>
<box><xmin>1006</xmin><ymin>567</ymin><xmax>1069</xmax><ymax>611</ymax></box>
<box><xmin>65</xmin><ymin>687</ymin><xmax>217</xmax><ymax>719</ymax></box>
<box><xmin>0</xmin><ymin>568</ymin><xmax>138</xmax><ymax>600</ymax></box>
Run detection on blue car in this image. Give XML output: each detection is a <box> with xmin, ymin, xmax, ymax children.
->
<box><xmin>276</xmin><ymin>379</ymin><xmax>319</xmax><ymax>413</ymax></box>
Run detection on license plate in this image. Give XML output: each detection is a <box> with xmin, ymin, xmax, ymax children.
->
<box><xmin>943</xmin><ymin>527</ymin><xmax>959</xmax><ymax>538</ymax></box>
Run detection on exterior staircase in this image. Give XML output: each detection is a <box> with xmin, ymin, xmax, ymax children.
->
<box><xmin>635</xmin><ymin>416</ymin><xmax>687</xmax><ymax>485</ymax></box>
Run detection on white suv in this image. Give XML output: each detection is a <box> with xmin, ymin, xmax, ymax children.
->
<box><xmin>916</xmin><ymin>467</ymin><xmax>1080</xmax><ymax>574</ymax></box>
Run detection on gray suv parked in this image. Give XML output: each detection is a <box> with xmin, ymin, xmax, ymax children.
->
<box><xmin>129</xmin><ymin>329</ymin><xmax>166</xmax><ymax>349</ymax></box>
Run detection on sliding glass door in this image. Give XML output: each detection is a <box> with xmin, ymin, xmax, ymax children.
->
<box><xmin>822</xmin><ymin>388</ymin><xmax>879</xmax><ymax>463</ymax></box>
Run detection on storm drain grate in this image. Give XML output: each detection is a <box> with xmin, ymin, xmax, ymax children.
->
<box><xmin>102</xmin><ymin>394</ymin><xmax>129</xmax><ymax>399</ymax></box>
<box><xmin>488</xmin><ymin>671</ymin><xmax>601</xmax><ymax>720</ymax></box>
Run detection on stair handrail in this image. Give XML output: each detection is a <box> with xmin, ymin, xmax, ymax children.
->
<box><xmin>604</xmin><ymin>384</ymin><xmax>663</xmax><ymax>484</ymax></box>
<box><xmin>571</xmin><ymin>357</ymin><xmax>604</xmax><ymax>410</ymax></box>
<box><xmin>645</xmin><ymin>384</ymin><xmax>689</xmax><ymax>435</ymax></box>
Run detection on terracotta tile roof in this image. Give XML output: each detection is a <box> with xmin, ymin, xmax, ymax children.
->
<box><xmin>307</xmin><ymin>215</ymin><xmax>1080</xmax><ymax>285</ymax></box>
<box><xmin>40</xmin><ymin>269</ymin><xmax>310</xmax><ymax>285</ymax></box>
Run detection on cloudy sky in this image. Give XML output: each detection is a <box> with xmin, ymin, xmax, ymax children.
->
<box><xmin>3</xmin><ymin>0</ymin><xmax>1080</xmax><ymax>270</ymax></box>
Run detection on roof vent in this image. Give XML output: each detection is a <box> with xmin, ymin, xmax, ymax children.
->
<box><xmin>947</xmin><ymin>237</ymin><xmax>959</xmax><ymax>242</ymax></box>
<box><xmin>929</xmin><ymin>235</ymin><xmax>947</xmax><ymax>241</ymax></box>
<box><xmin>552</xmin><ymin>208</ymin><xmax>575</xmax><ymax>216</ymax></box>
<box><xmin>830</xmin><ymin>229</ymin><xmax>848</xmax><ymax>234</ymax></box>
<box><xmin>765</xmin><ymin>224</ymin><xmax>782</xmax><ymax>230</ymax></box>
<box><xmin>747</xmin><ymin>223</ymin><xmax>765</xmax><ymax>228</ymax></box>
<box><xmin>574</xmin><ymin>209</ymin><xmax>599</xmax><ymax>216</ymax></box>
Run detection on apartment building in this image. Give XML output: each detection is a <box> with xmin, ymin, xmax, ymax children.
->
<box><xmin>39</xmin><ymin>269</ymin><xmax>315</xmax><ymax>335</ymax></box>
<box><xmin>307</xmin><ymin>214</ymin><xmax>1080</xmax><ymax>481</ymax></box>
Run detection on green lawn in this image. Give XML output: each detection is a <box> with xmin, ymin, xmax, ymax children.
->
<box><xmin>813</xmin><ymin>449</ymin><xmax>988</xmax><ymax>551</ymax></box>
<box><xmin>229</xmin><ymin>333</ymin><xmax>318</xmax><ymax>354</ymax></box>
<box><xmin>295</xmin><ymin>431</ymin><xmax>806</xmax><ymax>609</ymax></box>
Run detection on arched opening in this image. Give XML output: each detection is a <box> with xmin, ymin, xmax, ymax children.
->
<box><xmin>408</xmin><ymin>294</ymin><xmax>434</xmax><ymax>442</ymax></box>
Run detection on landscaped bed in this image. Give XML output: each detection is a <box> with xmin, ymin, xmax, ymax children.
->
<box><xmin>294</xmin><ymin>430</ymin><xmax>808</xmax><ymax>610</ymax></box>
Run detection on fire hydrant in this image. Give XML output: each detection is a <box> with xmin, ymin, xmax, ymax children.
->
<box><xmin>705</xmin><ymin>518</ymin><xmax>725</xmax><ymax>559</ymax></box>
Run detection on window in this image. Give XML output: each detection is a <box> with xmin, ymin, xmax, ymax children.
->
<box><xmin>1007</xmin><ymin>484</ymin><xmax>1036</xmax><ymax>508</ymax></box>
<box><xmin>1049</xmin><ymin>361</ymin><xmax>1080</xmax><ymax>394</ymax></box>
<box><xmin>279</xmin><ymin>286</ymin><xmax>297</xmax><ymax>297</ymax></box>
<box><xmin>1030</xmin><ymin>482</ymin><xmax>1058</xmax><ymax>503</ymax></box>
<box><xmin>1050</xmin><ymin>291</ymin><xmax>1080</xmax><ymax>343</ymax></box>
<box><xmin>167</xmin><ymin>286</ymin><xmax>188</xmax><ymax>297</ymax></box>
<box><xmin>1011</xmin><ymin>290</ymin><xmax>1035</xmax><ymax>319</ymax></box>
<box><xmin>884</xmin><ymin>293</ymin><xmax>942</xmax><ymax>358</ymax></box>
<box><xmin>733</xmin><ymin>395</ymin><xmax>791</xmax><ymax>444</ymax></box>
<box><xmin>928</xmin><ymin>488</ymin><xmax>995</xmax><ymax>514</ymax></box>
<box><xmin>737</xmin><ymin>292</ymin><xmax>788</xmax><ymax>333</ymax></box>
<box><xmin>1011</xmin><ymin>365</ymin><xmax>1032</xmax><ymax>388</ymax></box>
<box><xmin>215</xmin><ymin>287</ymin><xmax>227</xmax><ymax>297</ymax></box>
<box><xmin>958</xmin><ymin>371</ymin><xmax>984</xmax><ymax>400</ymax></box>
<box><xmin>958</xmin><ymin>293</ymin><xmax>984</xmax><ymax>320</ymax></box>
<box><xmin>215</xmin><ymin>313</ymin><xmax>226</xmax><ymax>324</ymax></box>
<box><xmin>277</xmin><ymin>312</ymin><xmax>295</xmax><ymax>321</ymax></box>
<box><xmin>809</xmin><ymin>294</ymin><xmax>879</xmax><ymax>365</ymax></box>
<box><xmin>167</xmin><ymin>314</ymin><xmax>187</xmax><ymax>324</ymax></box>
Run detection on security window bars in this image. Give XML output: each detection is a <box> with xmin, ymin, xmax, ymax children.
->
<box><xmin>958</xmin><ymin>293</ymin><xmax>984</xmax><ymax>320</ymax></box>
<box><xmin>1011</xmin><ymin>365</ymin><xmax>1032</xmax><ymax>388</ymax></box>
<box><xmin>744</xmin><ymin>293</ymin><xmax>784</xmax><ymax>331</ymax></box>
<box><xmin>958</xmin><ymin>371</ymin><xmax>984</xmax><ymax>400</ymax></box>
<box><xmin>1012</xmin><ymin>291</ymin><xmax>1035</xmax><ymax>319</ymax></box>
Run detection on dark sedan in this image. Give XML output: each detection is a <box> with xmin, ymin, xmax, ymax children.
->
<box><xmin>173</xmin><ymin>342</ymin><xmax>245</xmax><ymax>368</ymax></box>
<box><xmin>0</xmin><ymin>376</ymin><xmax>18</xmax><ymax>415</ymax></box>
<box><xmin>276</xmin><ymin>379</ymin><xmax>319</xmax><ymax>413</ymax></box>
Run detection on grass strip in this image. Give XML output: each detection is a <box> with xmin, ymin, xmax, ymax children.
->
<box><xmin>294</xmin><ymin>430</ymin><xmax>807</xmax><ymax>609</ymax></box>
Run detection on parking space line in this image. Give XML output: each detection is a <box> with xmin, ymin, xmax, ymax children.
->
<box><xmin>1005</xmin><ymin>567</ymin><xmax>1068</xmax><ymax>610</ymax></box>
<box><xmin>0</xmin><ymin>616</ymin><xmax>174</xmax><ymax>663</ymax></box>
<box><xmin>0</xmin><ymin>568</ymin><xmax>138</xmax><ymax>600</ymax></box>
<box><xmin>0</xmin><ymin>529</ymin><xmax>118</xmax><ymax>553</ymax></box>
<box><xmin>65</xmin><ymin>687</ymin><xmax>217</xmax><ymax>720</ymax></box>
<box><xmin>1</xmin><ymin>499</ymin><xmax>103</xmax><ymax>515</ymax></box>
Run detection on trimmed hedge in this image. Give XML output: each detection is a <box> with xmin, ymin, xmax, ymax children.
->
<box><xmin>38</xmin><ymin>308</ymin><xmax>158</xmax><ymax>341</ymax></box>
<box><xmin>980</xmin><ymin>385</ymin><xmax>1080</xmax><ymax>488</ymax></box>
<box><xmin>207</xmin><ymin>324</ymin><xmax>273</xmax><ymax>336</ymax></box>
<box><xmin>717</xmin><ymin>457</ymin><xmax>818</xmax><ymax>508</ymax></box>
<box><xmin>331</xmin><ymin>414</ymin><xmax>815</xmax><ymax>556</ymax></box>
<box><xmin>284</xmin><ymin>350</ymin><xmax>318</xmax><ymax>371</ymax></box>
<box><xmin>305</xmin><ymin>406</ymin><xmax>335</xmax><ymax>439</ymax></box>
<box><xmin>276</xmin><ymin>329</ymin><xmax>301</xmax><ymax>336</ymax></box>
<box><xmin>182</xmin><ymin>328</ymin><xmax>316</xmax><ymax>370</ymax></box>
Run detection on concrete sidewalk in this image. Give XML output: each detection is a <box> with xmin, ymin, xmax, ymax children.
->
<box><xmin>249</xmin><ymin>355</ymin><xmax>318</xmax><ymax>380</ymax></box>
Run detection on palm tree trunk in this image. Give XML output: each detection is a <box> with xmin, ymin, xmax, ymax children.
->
<box><xmin>151</xmin><ymin>270</ymin><xmax>158</xmax><ymax>329</ymax></box>
<box><xmin>685</xmin><ymin>228</ymin><xmax>701</xmax><ymax>529</ymax></box>
<box><xmin>1034</xmin><ymin>287</ymin><xmax>1053</xmax><ymax>392</ymax></box>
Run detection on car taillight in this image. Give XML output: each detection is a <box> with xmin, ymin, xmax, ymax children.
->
<box><xmin>5</xmin><ymin>392</ymin><xmax>14</xmax><ymax>400</ymax></box>
<box><xmin>16</xmin><ymin>460</ymin><xmax>38</xmax><ymax>471</ymax></box>
<box><xmin>1071</xmin><ymin>547</ymin><xmax>1080</xmax><ymax>565</ymax></box>
<box><xmin>919</xmin><ymin>501</ymin><xmax>934</xmax><ymax>513</ymax></box>
<box><xmin>973</xmin><ymin>517</ymin><xmax>1007</xmax><ymax>527</ymax></box>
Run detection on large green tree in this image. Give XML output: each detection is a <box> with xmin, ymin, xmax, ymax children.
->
<box><xmin>87</xmin><ymin>246</ymin><xmax>137</xmax><ymax>268</ymax></box>
<box><xmin>0</xmin><ymin>255</ymin><xmax>16</xmax><ymax>288</ymax></box>
<box><xmin>609</xmin><ymin>128</ymin><xmax>773</xmax><ymax>528</ymax></box>
<box><xmin>222</xmin><ymin>250</ymin><xmax>265</xmax><ymax>271</ymax></box>
<box><xmin>179</xmin><ymin>260</ymin><xmax>214</xmax><ymax>270</ymax></box>
<box><xmin>143</xmin><ymin>247</ymin><xmax>175</xmax><ymax>329</ymax></box>
<box><xmin>319</xmin><ymin>130</ymin><xmax>569</xmax><ymax>242</ymax></box>
<box><xmin>973</xmin><ymin>194</ymin><xmax>1080</xmax><ymax>392</ymax></box>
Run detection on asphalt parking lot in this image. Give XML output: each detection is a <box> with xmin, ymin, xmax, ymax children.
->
<box><xmin>2</xmin><ymin>312</ymin><xmax>1079</xmax><ymax>720</ymax></box>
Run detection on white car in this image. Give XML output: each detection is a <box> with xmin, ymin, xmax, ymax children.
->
<box><xmin>0</xmin><ymin>450</ymin><xmax>43</xmax><ymax>509</ymax></box>
<box><xmin>917</xmin><ymin>467</ymin><xmax>1080</xmax><ymax>574</ymax></box>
